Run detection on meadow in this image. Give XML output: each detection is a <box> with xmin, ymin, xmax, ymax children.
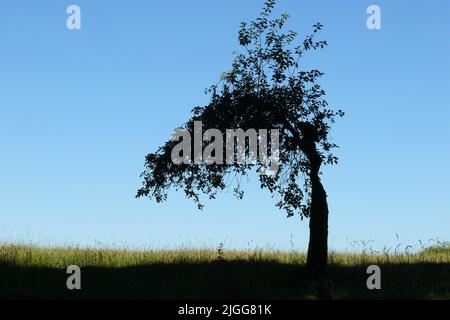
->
<box><xmin>0</xmin><ymin>242</ymin><xmax>449</xmax><ymax>299</ymax></box>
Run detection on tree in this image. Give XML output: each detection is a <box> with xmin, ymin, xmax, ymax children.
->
<box><xmin>136</xmin><ymin>0</ymin><xmax>344</xmax><ymax>273</ymax></box>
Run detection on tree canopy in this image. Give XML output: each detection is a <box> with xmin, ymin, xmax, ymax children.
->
<box><xmin>137</xmin><ymin>0</ymin><xmax>344</xmax><ymax>220</ymax></box>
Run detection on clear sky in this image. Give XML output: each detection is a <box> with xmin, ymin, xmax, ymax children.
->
<box><xmin>1</xmin><ymin>0</ymin><xmax>449</xmax><ymax>252</ymax></box>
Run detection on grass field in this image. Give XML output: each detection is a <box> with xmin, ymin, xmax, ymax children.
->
<box><xmin>0</xmin><ymin>242</ymin><xmax>449</xmax><ymax>299</ymax></box>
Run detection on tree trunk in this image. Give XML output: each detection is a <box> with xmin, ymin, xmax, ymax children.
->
<box><xmin>306</xmin><ymin>172</ymin><xmax>329</xmax><ymax>274</ymax></box>
<box><xmin>280</xmin><ymin>119</ymin><xmax>330</xmax><ymax>273</ymax></box>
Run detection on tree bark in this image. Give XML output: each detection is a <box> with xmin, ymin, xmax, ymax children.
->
<box><xmin>306</xmin><ymin>170</ymin><xmax>329</xmax><ymax>274</ymax></box>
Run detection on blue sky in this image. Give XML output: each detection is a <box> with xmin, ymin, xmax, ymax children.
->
<box><xmin>1</xmin><ymin>0</ymin><xmax>449</xmax><ymax>252</ymax></box>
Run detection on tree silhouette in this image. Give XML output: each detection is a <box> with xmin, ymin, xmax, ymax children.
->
<box><xmin>137</xmin><ymin>0</ymin><xmax>344</xmax><ymax>273</ymax></box>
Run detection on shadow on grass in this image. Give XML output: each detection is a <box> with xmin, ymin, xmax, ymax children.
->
<box><xmin>0</xmin><ymin>260</ymin><xmax>449</xmax><ymax>299</ymax></box>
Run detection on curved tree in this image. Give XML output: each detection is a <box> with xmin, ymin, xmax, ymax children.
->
<box><xmin>137</xmin><ymin>0</ymin><xmax>344</xmax><ymax>273</ymax></box>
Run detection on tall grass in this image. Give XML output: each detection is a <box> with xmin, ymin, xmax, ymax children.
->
<box><xmin>0</xmin><ymin>241</ymin><xmax>448</xmax><ymax>299</ymax></box>
<box><xmin>1</xmin><ymin>241</ymin><xmax>448</xmax><ymax>268</ymax></box>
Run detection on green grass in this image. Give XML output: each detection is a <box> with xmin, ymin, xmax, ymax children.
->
<box><xmin>0</xmin><ymin>242</ymin><xmax>449</xmax><ymax>299</ymax></box>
